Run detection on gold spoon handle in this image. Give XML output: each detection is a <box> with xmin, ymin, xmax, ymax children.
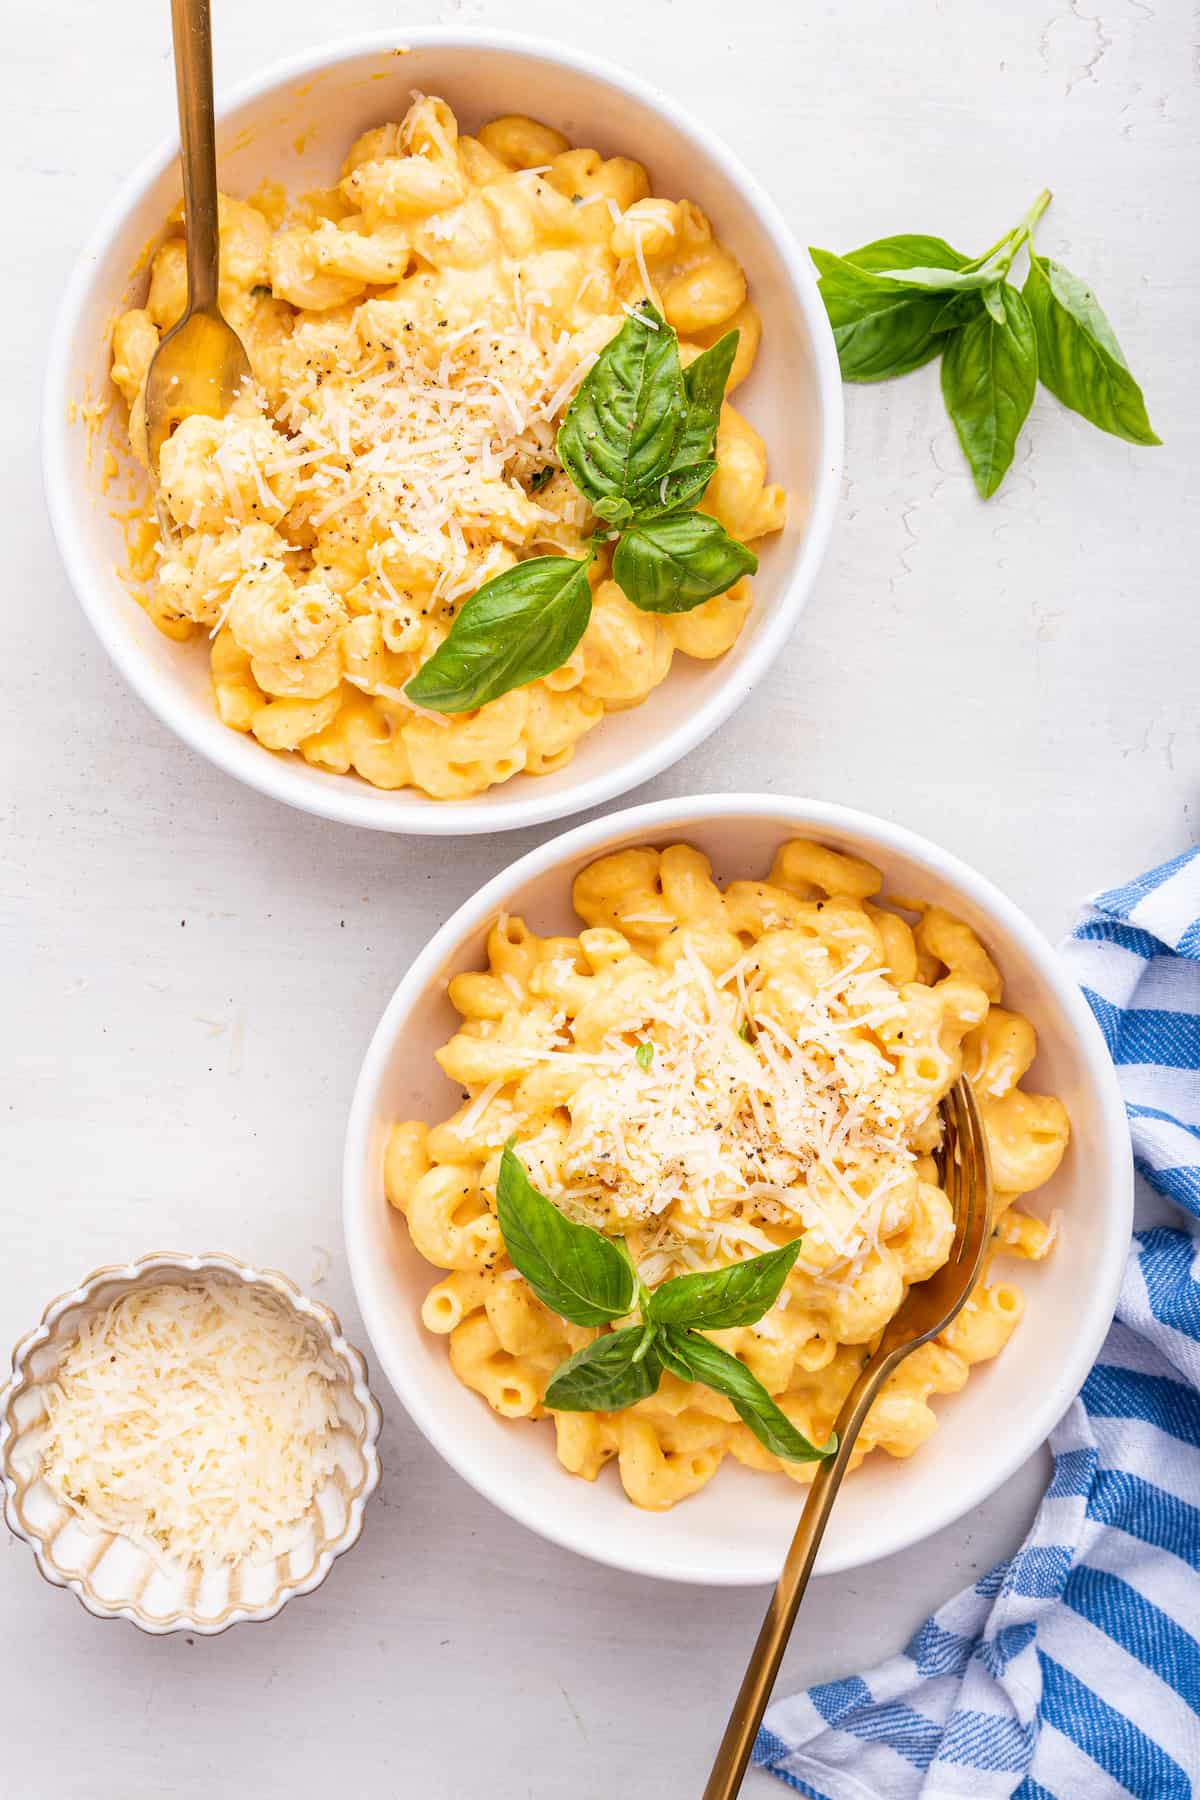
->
<box><xmin>169</xmin><ymin>0</ymin><xmax>220</xmax><ymax>313</ymax></box>
<box><xmin>701</xmin><ymin>1362</ymin><xmax>890</xmax><ymax>1800</ymax></box>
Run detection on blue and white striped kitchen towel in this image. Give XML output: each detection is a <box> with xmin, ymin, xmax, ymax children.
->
<box><xmin>753</xmin><ymin>847</ymin><xmax>1200</xmax><ymax>1799</ymax></box>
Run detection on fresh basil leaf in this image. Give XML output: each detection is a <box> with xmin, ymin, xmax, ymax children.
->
<box><xmin>1022</xmin><ymin>255</ymin><xmax>1160</xmax><ymax>446</ymax></box>
<box><xmin>648</xmin><ymin>1239</ymin><xmax>802</xmax><ymax>1332</ymax></box>
<box><xmin>981</xmin><ymin>282</ymin><xmax>1007</xmax><ymax>326</ymax></box>
<box><xmin>529</xmin><ymin>466</ymin><xmax>554</xmax><ymax>493</ymax></box>
<box><xmin>635</xmin><ymin>1040</ymin><xmax>654</xmax><ymax>1070</ymax></box>
<box><xmin>673</xmin><ymin>329</ymin><xmax>739</xmax><ymax>468</ymax></box>
<box><xmin>626</xmin><ymin>459</ymin><xmax>717</xmax><ymax>521</ymax></box>
<box><xmin>593</xmin><ymin>494</ymin><xmax>635</xmax><ymax>526</ymax></box>
<box><xmin>495</xmin><ymin>1143</ymin><xmax>636</xmax><ymax>1326</ymax></box>
<box><xmin>810</xmin><ymin>247</ymin><xmax>953</xmax><ymax>382</ymax></box>
<box><xmin>658</xmin><ymin>1329</ymin><xmax>834</xmax><ymax>1462</ymax></box>
<box><xmin>613</xmin><ymin>512</ymin><xmax>757</xmax><ymax>614</ymax></box>
<box><xmin>941</xmin><ymin>284</ymin><xmax>1038</xmax><ymax>498</ymax></box>
<box><xmin>845</xmin><ymin>234</ymin><xmax>968</xmax><ymax>274</ymax></box>
<box><xmin>873</xmin><ymin>264</ymin><xmax>1010</xmax><ymax>295</ymax></box>
<box><xmin>405</xmin><ymin>552</ymin><xmax>594</xmax><ymax>714</ymax></box>
<box><xmin>543</xmin><ymin>1327</ymin><xmax>662</xmax><ymax>1411</ymax></box>
<box><xmin>622</xmin><ymin>330</ymin><xmax>735</xmax><ymax>520</ymax></box>
<box><xmin>809</xmin><ymin>246</ymin><xmax>906</xmax><ymax>286</ymax></box>
<box><xmin>931</xmin><ymin>290</ymin><xmax>984</xmax><ymax>334</ymax></box>
<box><xmin>826</xmin><ymin>309</ymin><xmax>943</xmax><ymax>379</ymax></box>
<box><xmin>557</xmin><ymin>303</ymin><xmax>686</xmax><ymax>508</ymax></box>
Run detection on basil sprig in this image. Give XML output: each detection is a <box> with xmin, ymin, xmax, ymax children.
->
<box><xmin>404</xmin><ymin>305</ymin><xmax>756</xmax><ymax>713</ymax></box>
<box><xmin>494</xmin><ymin>1144</ymin><xmax>834</xmax><ymax>1465</ymax></box>
<box><xmin>811</xmin><ymin>189</ymin><xmax>1159</xmax><ymax>497</ymax></box>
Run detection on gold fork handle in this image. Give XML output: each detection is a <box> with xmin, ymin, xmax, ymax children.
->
<box><xmin>170</xmin><ymin>0</ymin><xmax>220</xmax><ymax>314</ymax></box>
<box><xmin>701</xmin><ymin>1367</ymin><xmax>888</xmax><ymax>1800</ymax></box>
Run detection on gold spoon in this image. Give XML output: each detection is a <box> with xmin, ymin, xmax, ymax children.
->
<box><xmin>143</xmin><ymin>0</ymin><xmax>250</xmax><ymax>491</ymax></box>
<box><xmin>703</xmin><ymin>1075</ymin><xmax>994</xmax><ymax>1799</ymax></box>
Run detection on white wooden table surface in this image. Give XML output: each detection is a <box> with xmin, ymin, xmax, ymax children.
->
<box><xmin>3</xmin><ymin>1</ymin><xmax>1197</xmax><ymax>1794</ymax></box>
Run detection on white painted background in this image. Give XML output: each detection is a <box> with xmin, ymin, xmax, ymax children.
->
<box><xmin>3</xmin><ymin>1</ymin><xmax>1197</xmax><ymax>1794</ymax></box>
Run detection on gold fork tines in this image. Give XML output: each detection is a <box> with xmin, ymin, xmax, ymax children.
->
<box><xmin>702</xmin><ymin>1076</ymin><xmax>994</xmax><ymax>1800</ymax></box>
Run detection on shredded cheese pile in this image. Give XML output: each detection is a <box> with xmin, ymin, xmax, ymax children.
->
<box><xmin>41</xmin><ymin>1278</ymin><xmax>341</xmax><ymax>1565</ymax></box>
<box><xmin>217</xmin><ymin>292</ymin><xmax>604</xmax><ymax>614</ymax></box>
<box><xmin>514</xmin><ymin>947</ymin><xmax>919</xmax><ymax>1290</ymax></box>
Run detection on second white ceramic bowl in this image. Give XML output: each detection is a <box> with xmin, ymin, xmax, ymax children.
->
<box><xmin>344</xmin><ymin>794</ymin><xmax>1132</xmax><ymax>1585</ymax></box>
<box><xmin>44</xmin><ymin>30</ymin><xmax>842</xmax><ymax>836</ymax></box>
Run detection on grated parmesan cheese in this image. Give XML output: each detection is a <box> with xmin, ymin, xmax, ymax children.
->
<box><xmin>40</xmin><ymin>1278</ymin><xmax>341</xmax><ymax>1566</ymax></box>
<box><xmin>519</xmin><ymin>940</ymin><xmax>922</xmax><ymax>1291</ymax></box>
<box><xmin>185</xmin><ymin>287</ymin><xmax>609</xmax><ymax>633</ymax></box>
<box><xmin>625</xmin><ymin>216</ymin><xmax>659</xmax><ymax>312</ymax></box>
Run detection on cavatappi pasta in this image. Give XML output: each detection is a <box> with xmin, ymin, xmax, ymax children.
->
<box><xmin>109</xmin><ymin>95</ymin><xmax>787</xmax><ymax>800</ymax></box>
<box><xmin>386</xmin><ymin>840</ymin><xmax>1070</xmax><ymax>1510</ymax></box>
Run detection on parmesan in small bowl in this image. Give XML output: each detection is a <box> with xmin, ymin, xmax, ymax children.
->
<box><xmin>0</xmin><ymin>1251</ymin><xmax>381</xmax><ymax>1633</ymax></box>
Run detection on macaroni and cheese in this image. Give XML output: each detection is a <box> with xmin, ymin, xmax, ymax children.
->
<box><xmin>385</xmin><ymin>839</ymin><xmax>1070</xmax><ymax>1510</ymax></box>
<box><xmin>110</xmin><ymin>96</ymin><xmax>787</xmax><ymax>799</ymax></box>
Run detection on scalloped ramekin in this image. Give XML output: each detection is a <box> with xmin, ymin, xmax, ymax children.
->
<box><xmin>1</xmin><ymin>1250</ymin><xmax>382</xmax><ymax>1633</ymax></box>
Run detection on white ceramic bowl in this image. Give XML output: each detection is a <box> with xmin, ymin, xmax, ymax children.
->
<box><xmin>43</xmin><ymin>30</ymin><xmax>842</xmax><ymax>837</ymax></box>
<box><xmin>1</xmin><ymin>1251</ymin><xmax>382</xmax><ymax>1633</ymax></box>
<box><xmin>344</xmin><ymin>793</ymin><xmax>1132</xmax><ymax>1586</ymax></box>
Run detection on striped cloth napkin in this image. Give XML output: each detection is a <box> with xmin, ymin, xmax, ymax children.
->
<box><xmin>753</xmin><ymin>847</ymin><xmax>1200</xmax><ymax>1799</ymax></box>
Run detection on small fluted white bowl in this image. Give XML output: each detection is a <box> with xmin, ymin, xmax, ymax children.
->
<box><xmin>43</xmin><ymin>29</ymin><xmax>841</xmax><ymax>836</ymax></box>
<box><xmin>1</xmin><ymin>1251</ymin><xmax>382</xmax><ymax>1633</ymax></box>
<box><xmin>344</xmin><ymin>793</ymin><xmax>1132</xmax><ymax>1585</ymax></box>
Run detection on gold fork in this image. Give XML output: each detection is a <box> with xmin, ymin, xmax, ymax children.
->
<box><xmin>703</xmin><ymin>1075</ymin><xmax>994</xmax><ymax>1800</ymax></box>
<box><xmin>143</xmin><ymin>0</ymin><xmax>250</xmax><ymax>503</ymax></box>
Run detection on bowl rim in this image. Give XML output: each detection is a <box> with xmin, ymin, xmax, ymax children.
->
<box><xmin>0</xmin><ymin>1249</ymin><xmax>383</xmax><ymax>1633</ymax></box>
<box><xmin>343</xmin><ymin>790</ymin><xmax>1134</xmax><ymax>1585</ymax></box>
<box><xmin>41</xmin><ymin>27</ymin><xmax>844</xmax><ymax>838</ymax></box>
